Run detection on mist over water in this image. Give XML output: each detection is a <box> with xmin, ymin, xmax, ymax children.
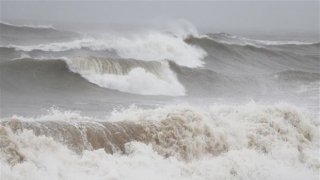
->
<box><xmin>0</xmin><ymin>6</ymin><xmax>319</xmax><ymax>179</ymax></box>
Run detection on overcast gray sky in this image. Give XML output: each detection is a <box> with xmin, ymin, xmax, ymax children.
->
<box><xmin>1</xmin><ymin>1</ymin><xmax>319</xmax><ymax>32</ymax></box>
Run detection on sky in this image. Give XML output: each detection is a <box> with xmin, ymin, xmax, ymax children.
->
<box><xmin>1</xmin><ymin>1</ymin><xmax>319</xmax><ymax>33</ymax></box>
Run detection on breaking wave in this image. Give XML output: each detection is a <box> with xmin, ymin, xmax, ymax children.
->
<box><xmin>66</xmin><ymin>57</ymin><xmax>185</xmax><ymax>96</ymax></box>
<box><xmin>0</xmin><ymin>103</ymin><xmax>319</xmax><ymax>179</ymax></box>
<box><xmin>0</xmin><ymin>57</ymin><xmax>185</xmax><ymax>96</ymax></box>
<box><xmin>5</xmin><ymin>33</ymin><xmax>207</xmax><ymax>68</ymax></box>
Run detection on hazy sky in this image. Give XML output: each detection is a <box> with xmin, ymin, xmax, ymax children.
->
<box><xmin>1</xmin><ymin>1</ymin><xmax>319</xmax><ymax>32</ymax></box>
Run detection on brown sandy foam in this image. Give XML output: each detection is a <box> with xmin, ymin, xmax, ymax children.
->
<box><xmin>0</xmin><ymin>116</ymin><xmax>228</xmax><ymax>163</ymax></box>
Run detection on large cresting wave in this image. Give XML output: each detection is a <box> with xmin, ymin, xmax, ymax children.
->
<box><xmin>65</xmin><ymin>57</ymin><xmax>186</xmax><ymax>96</ymax></box>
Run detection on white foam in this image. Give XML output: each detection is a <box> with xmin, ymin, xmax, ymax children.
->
<box><xmin>66</xmin><ymin>58</ymin><xmax>185</xmax><ymax>96</ymax></box>
<box><xmin>111</xmin><ymin>33</ymin><xmax>206</xmax><ymax>68</ymax></box>
<box><xmin>109</xmin><ymin>103</ymin><xmax>319</xmax><ymax>164</ymax></box>
<box><xmin>8</xmin><ymin>107</ymin><xmax>95</xmax><ymax>122</ymax></box>
<box><xmin>8</xmin><ymin>32</ymin><xmax>207</xmax><ymax>68</ymax></box>
<box><xmin>83</xmin><ymin>67</ymin><xmax>185</xmax><ymax>96</ymax></box>
<box><xmin>1</xmin><ymin>103</ymin><xmax>319</xmax><ymax>180</ymax></box>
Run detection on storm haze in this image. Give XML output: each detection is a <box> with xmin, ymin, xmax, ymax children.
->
<box><xmin>1</xmin><ymin>1</ymin><xmax>319</xmax><ymax>33</ymax></box>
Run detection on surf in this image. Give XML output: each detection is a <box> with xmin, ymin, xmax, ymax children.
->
<box><xmin>0</xmin><ymin>103</ymin><xmax>319</xmax><ymax>179</ymax></box>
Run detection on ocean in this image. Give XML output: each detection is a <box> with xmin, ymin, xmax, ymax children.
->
<box><xmin>0</xmin><ymin>21</ymin><xmax>319</xmax><ymax>180</ymax></box>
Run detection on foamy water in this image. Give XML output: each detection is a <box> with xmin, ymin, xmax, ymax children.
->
<box><xmin>0</xmin><ymin>103</ymin><xmax>319</xmax><ymax>180</ymax></box>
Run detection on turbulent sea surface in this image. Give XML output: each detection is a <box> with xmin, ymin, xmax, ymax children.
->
<box><xmin>0</xmin><ymin>21</ymin><xmax>319</xmax><ymax>179</ymax></box>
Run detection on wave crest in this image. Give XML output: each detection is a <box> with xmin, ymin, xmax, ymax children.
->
<box><xmin>66</xmin><ymin>57</ymin><xmax>185</xmax><ymax>96</ymax></box>
<box><xmin>7</xmin><ymin>32</ymin><xmax>207</xmax><ymax>68</ymax></box>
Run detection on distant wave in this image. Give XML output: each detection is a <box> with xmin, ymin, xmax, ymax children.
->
<box><xmin>187</xmin><ymin>35</ymin><xmax>320</xmax><ymax>60</ymax></box>
<box><xmin>0</xmin><ymin>46</ymin><xmax>119</xmax><ymax>62</ymax></box>
<box><xmin>0</xmin><ymin>57</ymin><xmax>185</xmax><ymax>96</ymax></box>
<box><xmin>208</xmin><ymin>32</ymin><xmax>319</xmax><ymax>46</ymax></box>
<box><xmin>0</xmin><ymin>22</ymin><xmax>81</xmax><ymax>46</ymax></box>
<box><xmin>272</xmin><ymin>70</ymin><xmax>320</xmax><ymax>82</ymax></box>
<box><xmin>0</xmin><ymin>21</ymin><xmax>55</xmax><ymax>29</ymax></box>
<box><xmin>184</xmin><ymin>35</ymin><xmax>319</xmax><ymax>74</ymax></box>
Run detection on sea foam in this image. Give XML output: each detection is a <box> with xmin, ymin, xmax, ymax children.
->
<box><xmin>1</xmin><ymin>103</ymin><xmax>319</xmax><ymax>180</ymax></box>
